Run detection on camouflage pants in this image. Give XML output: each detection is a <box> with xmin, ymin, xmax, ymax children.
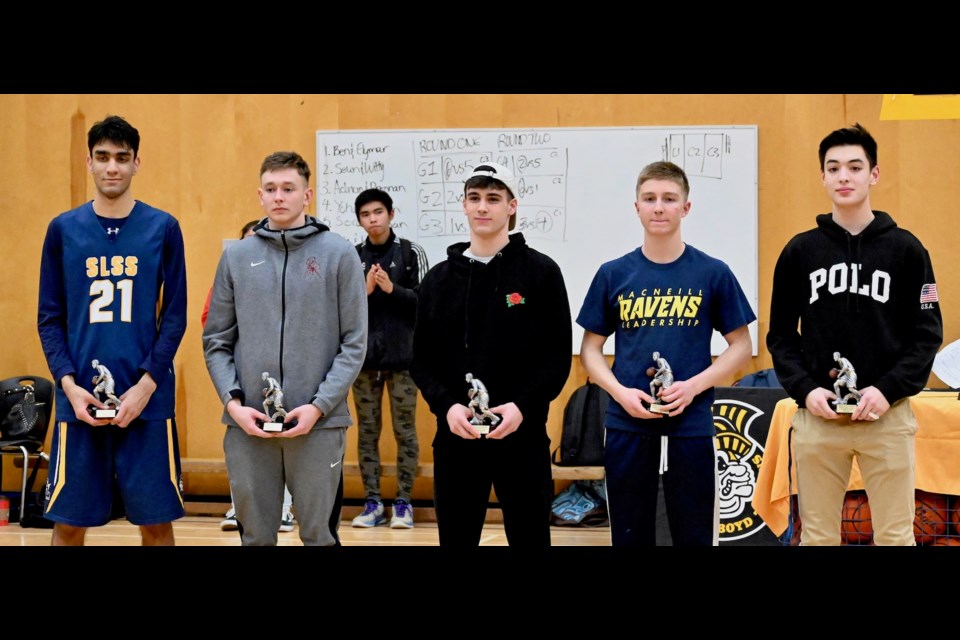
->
<box><xmin>352</xmin><ymin>369</ymin><xmax>420</xmax><ymax>502</ymax></box>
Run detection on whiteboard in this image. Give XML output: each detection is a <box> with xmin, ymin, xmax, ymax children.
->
<box><xmin>315</xmin><ymin>126</ymin><xmax>758</xmax><ymax>355</ymax></box>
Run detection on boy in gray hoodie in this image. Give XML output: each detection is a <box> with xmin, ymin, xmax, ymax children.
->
<box><xmin>203</xmin><ymin>151</ymin><xmax>367</xmax><ymax>545</ymax></box>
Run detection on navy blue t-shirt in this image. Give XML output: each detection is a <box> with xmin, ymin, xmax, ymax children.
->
<box><xmin>577</xmin><ymin>244</ymin><xmax>755</xmax><ymax>436</ymax></box>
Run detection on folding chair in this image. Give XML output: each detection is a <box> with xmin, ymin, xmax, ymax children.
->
<box><xmin>0</xmin><ymin>375</ymin><xmax>54</xmax><ymax>524</ymax></box>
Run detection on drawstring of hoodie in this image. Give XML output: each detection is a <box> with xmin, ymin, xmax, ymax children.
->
<box><xmin>853</xmin><ymin>234</ymin><xmax>863</xmax><ymax>312</ymax></box>
<box><xmin>844</xmin><ymin>233</ymin><xmax>853</xmax><ymax>313</ymax></box>
<box><xmin>659</xmin><ymin>435</ymin><xmax>669</xmax><ymax>474</ymax></box>
<box><xmin>463</xmin><ymin>252</ymin><xmax>505</xmax><ymax>349</ymax></box>
<box><xmin>844</xmin><ymin>229</ymin><xmax>866</xmax><ymax>313</ymax></box>
<box><xmin>463</xmin><ymin>262</ymin><xmax>474</xmax><ymax>349</ymax></box>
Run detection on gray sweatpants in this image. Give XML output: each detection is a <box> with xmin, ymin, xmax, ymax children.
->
<box><xmin>224</xmin><ymin>425</ymin><xmax>346</xmax><ymax>546</ymax></box>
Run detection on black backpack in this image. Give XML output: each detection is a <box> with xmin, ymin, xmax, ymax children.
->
<box><xmin>734</xmin><ymin>368</ymin><xmax>782</xmax><ymax>388</ymax></box>
<box><xmin>553</xmin><ymin>381</ymin><xmax>609</xmax><ymax>467</ymax></box>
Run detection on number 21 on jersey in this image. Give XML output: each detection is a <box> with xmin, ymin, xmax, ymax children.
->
<box><xmin>86</xmin><ymin>256</ymin><xmax>139</xmax><ymax>324</ymax></box>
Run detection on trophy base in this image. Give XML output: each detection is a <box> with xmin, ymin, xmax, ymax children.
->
<box><xmin>88</xmin><ymin>406</ymin><xmax>118</xmax><ymax>419</ymax></box>
<box><xmin>256</xmin><ymin>417</ymin><xmax>299</xmax><ymax>433</ymax></box>
<box><xmin>648</xmin><ymin>403</ymin><xmax>671</xmax><ymax>415</ymax></box>
<box><xmin>470</xmin><ymin>418</ymin><xmax>502</xmax><ymax>436</ymax></box>
<box><xmin>471</xmin><ymin>422</ymin><xmax>491</xmax><ymax>435</ymax></box>
<box><xmin>834</xmin><ymin>403</ymin><xmax>857</xmax><ymax>414</ymax></box>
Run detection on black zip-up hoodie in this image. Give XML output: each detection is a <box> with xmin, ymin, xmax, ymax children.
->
<box><xmin>356</xmin><ymin>230</ymin><xmax>424</xmax><ymax>370</ymax></box>
<box><xmin>411</xmin><ymin>233</ymin><xmax>572</xmax><ymax>447</ymax></box>
<box><xmin>767</xmin><ymin>210</ymin><xmax>942</xmax><ymax>407</ymax></box>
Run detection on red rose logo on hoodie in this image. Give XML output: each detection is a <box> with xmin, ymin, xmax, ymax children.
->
<box><xmin>506</xmin><ymin>292</ymin><xmax>526</xmax><ymax>307</ymax></box>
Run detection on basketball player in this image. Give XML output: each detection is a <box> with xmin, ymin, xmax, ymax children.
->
<box><xmin>37</xmin><ymin>115</ymin><xmax>188</xmax><ymax>546</ymax></box>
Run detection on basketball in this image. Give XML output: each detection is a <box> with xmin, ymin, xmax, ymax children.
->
<box><xmin>914</xmin><ymin>490</ymin><xmax>950</xmax><ymax>545</ymax></box>
<box><xmin>841</xmin><ymin>491</ymin><xmax>872</xmax><ymax>545</ymax></box>
<box><xmin>828</xmin><ymin>368</ymin><xmax>839</xmax><ymax>379</ymax></box>
<box><xmin>787</xmin><ymin>495</ymin><xmax>802</xmax><ymax>546</ymax></box>
<box><xmin>951</xmin><ymin>496</ymin><xmax>960</xmax><ymax>536</ymax></box>
<box><xmin>646</xmin><ymin>367</ymin><xmax>656</xmax><ymax>377</ymax></box>
<box><xmin>931</xmin><ymin>537</ymin><xmax>960</xmax><ymax>546</ymax></box>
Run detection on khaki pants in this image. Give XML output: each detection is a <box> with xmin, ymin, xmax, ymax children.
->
<box><xmin>793</xmin><ymin>399</ymin><xmax>917</xmax><ymax>546</ymax></box>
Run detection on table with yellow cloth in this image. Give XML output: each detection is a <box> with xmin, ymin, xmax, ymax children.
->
<box><xmin>753</xmin><ymin>390</ymin><xmax>960</xmax><ymax>537</ymax></box>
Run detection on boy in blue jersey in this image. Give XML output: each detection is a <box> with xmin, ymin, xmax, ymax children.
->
<box><xmin>203</xmin><ymin>151</ymin><xmax>367</xmax><ymax>546</ymax></box>
<box><xmin>577</xmin><ymin>161</ymin><xmax>755</xmax><ymax>546</ymax></box>
<box><xmin>37</xmin><ymin>115</ymin><xmax>188</xmax><ymax>546</ymax></box>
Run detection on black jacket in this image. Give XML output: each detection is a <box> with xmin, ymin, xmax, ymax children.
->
<box><xmin>411</xmin><ymin>233</ymin><xmax>572</xmax><ymax>447</ymax></box>
<box><xmin>767</xmin><ymin>211</ymin><xmax>942</xmax><ymax>407</ymax></box>
<box><xmin>356</xmin><ymin>230</ymin><xmax>426</xmax><ymax>370</ymax></box>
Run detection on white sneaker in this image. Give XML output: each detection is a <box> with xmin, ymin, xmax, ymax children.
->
<box><xmin>351</xmin><ymin>499</ymin><xmax>386</xmax><ymax>527</ymax></box>
<box><xmin>279</xmin><ymin>509</ymin><xmax>295</xmax><ymax>532</ymax></box>
<box><xmin>390</xmin><ymin>499</ymin><xmax>414</xmax><ymax>529</ymax></box>
<box><xmin>220</xmin><ymin>508</ymin><xmax>238</xmax><ymax>531</ymax></box>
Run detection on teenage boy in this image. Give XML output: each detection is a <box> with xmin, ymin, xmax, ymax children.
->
<box><xmin>37</xmin><ymin>115</ymin><xmax>188</xmax><ymax>546</ymax></box>
<box><xmin>411</xmin><ymin>162</ymin><xmax>572</xmax><ymax>547</ymax></box>
<box><xmin>767</xmin><ymin>123</ymin><xmax>943</xmax><ymax>546</ymax></box>
<box><xmin>200</xmin><ymin>220</ymin><xmax>296</xmax><ymax>534</ymax></box>
<box><xmin>203</xmin><ymin>151</ymin><xmax>367</xmax><ymax>546</ymax></box>
<box><xmin>350</xmin><ymin>189</ymin><xmax>428</xmax><ymax>529</ymax></box>
<box><xmin>578</xmin><ymin>161</ymin><xmax>754</xmax><ymax>546</ymax></box>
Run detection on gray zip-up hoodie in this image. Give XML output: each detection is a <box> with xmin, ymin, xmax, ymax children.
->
<box><xmin>202</xmin><ymin>217</ymin><xmax>367</xmax><ymax>428</ymax></box>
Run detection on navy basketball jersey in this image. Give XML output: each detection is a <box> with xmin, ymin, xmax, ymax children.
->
<box><xmin>38</xmin><ymin>201</ymin><xmax>187</xmax><ymax>422</ymax></box>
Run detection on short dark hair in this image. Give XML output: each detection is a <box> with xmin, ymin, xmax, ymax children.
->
<box><xmin>260</xmin><ymin>151</ymin><xmax>311</xmax><ymax>184</ymax></box>
<box><xmin>354</xmin><ymin>188</ymin><xmax>393</xmax><ymax>221</ymax></box>
<box><xmin>88</xmin><ymin>115</ymin><xmax>140</xmax><ymax>157</ymax></box>
<box><xmin>819</xmin><ymin>123</ymin><xmax>878</xmax><ymax>170</ymax></box>
<box><xmin>240</xmin><ymin>219</ymin><xmax>259</xmax><ymax>239</ymax></box>
<box><xmin>636</xmin><ymin>161</ymin><xmax>690</xmax><ymax>199</ymax></box>
<box><xmin>465</xmin><ymin>175</ymin><xmax>507</xmax><ymax>195</ymax></box>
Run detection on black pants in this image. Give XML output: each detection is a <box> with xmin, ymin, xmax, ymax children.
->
<box><xmin>605</xmin><ymin>429</ymin><xmax>717</xmax><ymax>546</ymax></box>
<box><xmin>433</xmin><ymin>434</ymin><xmax>553</xmax><ymax>547</ymax></box>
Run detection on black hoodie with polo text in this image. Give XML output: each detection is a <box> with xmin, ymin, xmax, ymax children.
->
<box><xmin>767</xmin><ymin>210</ymin><xmax>942</xmax><ymax>408</ymax></box>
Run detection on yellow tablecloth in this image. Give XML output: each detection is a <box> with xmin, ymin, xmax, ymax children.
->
<box><xmin>753</xmin><ymin>390</ymin><xmax>960</xmax><ymax>536</ymax></box>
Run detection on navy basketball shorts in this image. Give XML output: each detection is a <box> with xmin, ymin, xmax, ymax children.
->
<box><xmin>44</xmin><ymin>418</ymin><xmax>185</xmax><ymax>527</ymax></box>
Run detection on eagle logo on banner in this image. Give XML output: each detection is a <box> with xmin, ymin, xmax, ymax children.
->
<box><xmin>712</xmin><ymin>399</ymin><xmax>767</xmax><ymax>542</ymax></box>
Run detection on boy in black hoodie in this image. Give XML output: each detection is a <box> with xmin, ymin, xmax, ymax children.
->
<box><xmin>411</xmin><ymin>162</ymin><xmax>572</xmax><ymax>547</ymax></box>
<box><xmin>767</xmin><ymin>124</ymin><xmax>943</xmax><ymax>545</ymax></box>
<box><xmin>350</xmin><ymin>189</ymin><xmax>428</xmax><ymax>529</ymax></box>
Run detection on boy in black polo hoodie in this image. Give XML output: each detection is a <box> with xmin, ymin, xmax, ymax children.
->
<box><xmin>767</xmin><ymin>124</ymin><xmax>942</xmax><ymax>545</ymax></box>
<box><xmin>411</xmin><ymin>162</ymin><xmax>572</xmax><ymax>547</ymax></box>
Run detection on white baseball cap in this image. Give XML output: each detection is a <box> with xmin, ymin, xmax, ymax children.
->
<box><xmin>467</xmin><ymin>162</ymin><xmax>518</xmax><ymax>200</ymax></box>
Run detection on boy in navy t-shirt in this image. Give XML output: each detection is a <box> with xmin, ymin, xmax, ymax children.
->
<box><xmin>577</xmin><ymin>161</ymin><xmax>755</xmax><ymax>546</ymax></box>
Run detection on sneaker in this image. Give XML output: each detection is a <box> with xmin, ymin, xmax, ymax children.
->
<box><xmin>351</xmin><ymin>499</ymin><xmax>386</xmax><ymax>528</ymax></box>
<box><xmin>279</xmin><ymin>510</ymin><xmax>295</xmax><ymax>532</ymax></box>
<box><xmin>390</xmin><ymin>499</ymin><xmax>414</xmax><ymax>529</ymax></box>
<box><xmin>220</xmin><ymin>508</ymin><xmax>238</xmax><ymax>531</ymax></box>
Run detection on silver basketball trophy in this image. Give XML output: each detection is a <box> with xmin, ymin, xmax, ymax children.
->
<box><xmin>830</xmin><ymin>351</ymin><xmax>862</xmax><ymax>414</ymax></box>
<box><xmin>257</xmin><ymin>372</ymin><xmax>298</xmax><ymax>432</ymax></box>
<box><xmin>88</xmin><ymin>359</ymin><xmax>121</xmax><ymax>419</ymax></box>
<box><xmin>646</xmin><ymin>351</ymin><xmax>674</xmax><ymax>414</ymax></box>
<box><xmin>466</xmin><ymin>373</ymin><xmax>500</xmax><ymax>435</ymax></box>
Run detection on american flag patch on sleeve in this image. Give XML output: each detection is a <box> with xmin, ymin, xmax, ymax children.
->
<box><xmin>920</xmin><ymin>283</ymin><xmax>939</xmax><ymax>303</ymax></box>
